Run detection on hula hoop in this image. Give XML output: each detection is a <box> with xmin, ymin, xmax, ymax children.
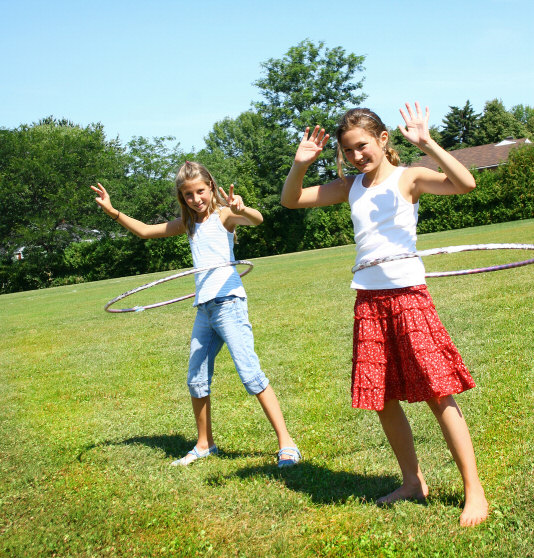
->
<box><xmin>351</xmin><ymin>243</ymin><xmax>534</xmax><ymax>278</ymax></box>
<box><xmin>105</xmin><ymin>260</ymin><xmax>254</xmax><ymax>313</ymax></box>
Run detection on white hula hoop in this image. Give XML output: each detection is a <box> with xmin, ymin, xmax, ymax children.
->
<box><xmin>351</xmin><ymin>243</ymin><xmax>534</xmax><ymax>278</ymax></box>
<box><xmin>105</xmin><ymin>260</ymin><xmax>254</xmax><ymax>313</ymax></box>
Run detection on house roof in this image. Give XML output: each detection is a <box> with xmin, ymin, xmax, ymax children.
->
<box><xmin>409</xmin><ymin>137</ymin><xmax>532</xmax><ymax>171</ymax></box>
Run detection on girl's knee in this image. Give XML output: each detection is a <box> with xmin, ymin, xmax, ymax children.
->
<box><xmin>426</xmin><ymin>395</ymin><xmax>461</xmax><ymax>417</ymax></box>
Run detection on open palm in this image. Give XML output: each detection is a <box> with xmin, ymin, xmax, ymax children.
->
<box><xmin>398</xmin><ymin>102</ymin><xmax>431</xmax><ymax>147</ymax></box>
<box><xmin>294</xmin><ymin>126</ymin><xmax>330</xmax><ymax>166</ymax></box>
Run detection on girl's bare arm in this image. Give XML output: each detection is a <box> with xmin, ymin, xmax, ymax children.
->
<box><xmin>398</xmin><ymin>103</ymin><xmax>476</xmax><ymax>198</ymax></box>
<box><xmin>281</xmin><ymin>126</ymin><xmax>350</xmax><ymax>208</ymax></box>
<box><xmin>91</xmin><ymin>183</ymin><xmax>186</xmax><ymax>238</ymax></box>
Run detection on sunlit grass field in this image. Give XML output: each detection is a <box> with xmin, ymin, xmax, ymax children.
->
<box><xmin>1</xmin><ymin>219</ymin><xmax>533</xmax><ymax>557</ymax></box>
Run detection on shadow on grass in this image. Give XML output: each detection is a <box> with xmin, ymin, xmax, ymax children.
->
<box><xmin>223</xmin><ymin>464</ymin><xmax>464</xmax><ymax>510</ymax></box>
<box><xmin>77</xmin><ymin>433</ymin><xmax>265</xmax><ymax>462</ymax></box>
<box><xmin>76</xmin><ymin>435</ymin><xmax>457</xmax><ymax>509</ymax></box>
<box><xmin>77</xmin><ymin>433</ymin><xmax>191</xmax><ymax>462</ymax></box>
<box><xmin>210</xmin><ymin>462</ymin><xmax>403</xmax><ymax>505</ymax></box>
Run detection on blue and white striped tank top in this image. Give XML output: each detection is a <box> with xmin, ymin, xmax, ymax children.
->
<box><xmin>188</xmin><ymin>211</ymin><xmax>246</xmax><ymax>306</ymax></box>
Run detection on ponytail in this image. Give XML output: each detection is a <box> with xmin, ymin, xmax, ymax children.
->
<box><xmin>384</xmin><ymin>145</ymin><xmax>400</xmax><ymax>166</ymax></box>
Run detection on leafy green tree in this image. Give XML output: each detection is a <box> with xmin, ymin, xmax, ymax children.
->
<box><xmin>209</xmin><ymin>39</ymin><xmax>366</xmax><ymax>255</ymax></box>
<box><xmin>203</xmin><ymin>110</ymin><xmax>292</xmax><ymax>198</ymax></box>
<box><xmin>120</xmin><ymin>135</ymin><xmax>183</xmax><ymax>222</ymax></box>
<box><xmin>0</xmin><ymin>118</ymin><xmax>125</xmax><ymax>291</ymax></box>
<box><xmin>78</xmin><ymin>135</ymin><xmax>188</xmax><ymax>285</ymax></box>
<box><xmin>202</xmin><ymin>111</ymin><xmax>296</xmax><ymax>255</ymax></box>
<box><xmin>475</xmin><ymin>99</ymin><xmax>528</xmax><ymax>144</ymax></box>
<box><xmin>254</xmin><ymin>39</ymin><xmax>366</xmax><ymax>181</ymax></box>
<box><xmin>254</xmin><ymin>39</ymin><xmax>366</xmax><ymax>130</ymax></box>
<box><xmin>440</xmin><ymin>100</ymin><xmax>480</xmax><ymax>149</ymax></box>
<box><xmin>510</xmin><ymin>104</ymin><xmax>534</xmax><ymax>137</ymax></box>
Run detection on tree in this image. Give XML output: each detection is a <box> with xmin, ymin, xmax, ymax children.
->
<box><xmin>203</xmin><ymin>110</ymin><xmax>292</xmax><ymax>197</ymax></box>
<box><xmin>215</xmin><ymin>39</ymin><xmax>366</xmax><ymax>254</ymax></box>
<box><xmin>202</xmin><ymin>111</ymin><xmax>297</xmax><ymax>255</ymax></box>
<box><xmin>510</xmin><ymin>104</ymin><xmax>534</xmax><ymax>137</ymax></box>
<box><xmin>0</xmin><ymin>118</ymin><xmax>126</xmax><ymax>291</ymax></box>
<box><xmin>254</xmin><ymin>39</ymin><xmax>366</xmax><ymax>131</ymax></box>
<box><xmin>254</xmin><ymin>39</ymin><xmax>366</xmax><ymax>181</ymax></box>
<box><xmin>475</xmin><ymin>99</ymin><xmax>528</xmax><ymax>144</ymax></box>
<box><xmin>440</xmin><ymin>100</ymin><xmax>480</xmax><ymax>149</ymax></box>
<box><xmin>121</xmin><ymin>135</ymin><xmax>183</xmax><ymax>222</ymax></box>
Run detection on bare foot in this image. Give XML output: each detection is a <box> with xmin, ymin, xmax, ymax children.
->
<box><xmin>460</xmin><ymin>484</ymin><xmax>488</xmax><ymax>527</ymax></box>
<box><xmin>377</xmin><ymin>480</ymin><xmax>429</xmax><ymax>506</ymax></box>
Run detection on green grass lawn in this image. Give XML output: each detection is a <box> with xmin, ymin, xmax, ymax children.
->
<box><xmin>1</xmin><ymin>220</ymin><xmax>533</xmax><ymax>557</ymax></box>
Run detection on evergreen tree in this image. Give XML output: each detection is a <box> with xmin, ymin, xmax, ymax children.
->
<box><xmin>440</xmin><ymin>100</ymin><xmax>480</xmax><ymax>149</ymax></box>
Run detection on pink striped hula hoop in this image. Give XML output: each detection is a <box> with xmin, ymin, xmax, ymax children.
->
<box><xmin>105</xmin><ymin>260</ymin><xmax>254</xmax><ymax>313</ymax></box>
<box><xmin>351</xmin><ymin>243</ymin><xmax>534</xmax><ymax>278</ymax></box>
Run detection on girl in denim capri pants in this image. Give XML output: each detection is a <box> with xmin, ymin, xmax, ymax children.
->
<box><xmin>281</xmin><ymin>102</ymin><xmax>488</xmax><ymax>526</ymax></box>
<box><xmin>91</xmin><ymin>161</ymin><xmax>300</xmax><ymax>468</ymax></box>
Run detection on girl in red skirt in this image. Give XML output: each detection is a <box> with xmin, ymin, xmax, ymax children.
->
<box><xmin>281</xmin><ymin>102</ymin><xmax>488</xmax><ymax>526</ymax></box>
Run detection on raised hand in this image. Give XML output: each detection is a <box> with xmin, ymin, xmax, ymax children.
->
<box><xmin>219</xmin><ymin>184</ymin><xmax>244</xmax><ymax>214</ymax></box>
<box><xmin>294</xmin><ymin>126</ymin><xmax>330</xmax><ymax>167</ymax></box>
<box><xmin>398</xmin><ymin>102</ymin><xmax>431</xmax><ymax>148</ymax></box>
<box><xmin>90</xmin><ymin>182</ymin><xmax>114</xmax><ymax>214</ymax></box>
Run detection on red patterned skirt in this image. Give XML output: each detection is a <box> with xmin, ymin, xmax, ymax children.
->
<box><xmin>352</xmin><ymin>285</ymin><xmax>475</xmax><ymax>411</ymax></box>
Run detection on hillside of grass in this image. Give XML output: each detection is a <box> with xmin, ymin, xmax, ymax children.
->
<box><xmin>1</xmin><ymin>220</ymin><xmax>533</xmax><ymax>557</ymax></box>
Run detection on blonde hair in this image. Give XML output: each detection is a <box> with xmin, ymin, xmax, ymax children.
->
<box><xmin>335</xmin><ymin>108</ymin><xmax>400</xmax><ymax>178</ymax></box>
<box><xmin>175</xmin><ymin>161</ymin><xmax>227</xmax><ymax>237</ymax></box>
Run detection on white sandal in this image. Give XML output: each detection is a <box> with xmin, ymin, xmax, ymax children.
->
<box><xmin>277</xmin><ymin>446</ymin><xmax>301</xmax><ymax>468</ymax></box>
<box><xmin>171</xmin><ymin>445</ymin><xmax>218</xmax><ymax>466</ymax></box>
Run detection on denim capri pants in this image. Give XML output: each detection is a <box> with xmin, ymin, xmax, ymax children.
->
<box><xmin>187</xmin><ymin>296</ymin><xmax>269</xmax><ymax>398</ymax></box>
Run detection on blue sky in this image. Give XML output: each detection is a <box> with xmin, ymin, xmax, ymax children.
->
<box><xmin>1</xmin><ymin>0</ymin><xmax>533</xmax><ymax>151</ymax></box>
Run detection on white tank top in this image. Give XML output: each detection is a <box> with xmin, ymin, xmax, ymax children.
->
<box><xmin>188</xmin><ymin>212</ymin><xmax>246</xmax><ymax>306</ymax></box>
<box><xmin>349</xmin><ymin>166</ymin><xmax>426</xmax><ymax>290</ymax></box>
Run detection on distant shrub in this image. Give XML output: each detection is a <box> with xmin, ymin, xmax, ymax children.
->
<box><xmin>418</xmin><ymin>144</ymin><xmax>534</xmax><ymax>233</ymax></box>
<box><xmin>62</xmin><ymin>236</ymin><xmax>149</xmax><ymax>282</ymax></box>
<box><xmin>145</xmin><ymin>235</ymin><xmax>192</xmax><ymax>272</ymax></box>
